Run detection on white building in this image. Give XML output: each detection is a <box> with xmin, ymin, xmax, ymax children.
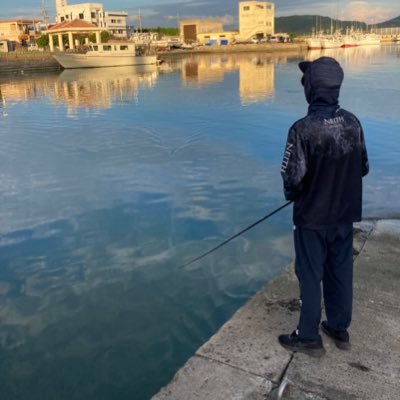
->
<box><xmin>238</xmin><ymin>1</ymin><xmax>275</xmax><ymax>41</ymax></box>
<box><xmin>55</xmin><ymin>0</ymin><xmax>128</xmax><ymax>38</ymax></box>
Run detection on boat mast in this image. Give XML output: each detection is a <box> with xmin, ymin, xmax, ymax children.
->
<box><xmin>138</xmin><ymin>8</ymin><xmax>142</xmax><ymax>33</ymax></box>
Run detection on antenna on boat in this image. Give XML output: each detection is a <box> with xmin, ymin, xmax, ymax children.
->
<box><xmin>138</xmin><ymin>8</ymin><xmax>142</xmax><ymax>33</ymax></box>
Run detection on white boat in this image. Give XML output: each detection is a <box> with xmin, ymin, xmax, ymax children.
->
<box><xmin>306</xmin><ymin>37</ymin><xmax>322</xmax><ymax>49</ymax></box>
<box><xmin>342</xmin><ymin>35</ymin><xmax>358</xmax><ymax>47</ymax></box>
<box><xmin>355</xmin><ymin>33</ymin><xmax>381</xmax><ymax>46</ymax></box>
<box><xmin>342</xmin><ymin>32</ymin><xmax>381</xmax><ymax>48</ymax></box>
<box><xmin>321</xmin><ymin>36</ymin><xmax>343</xmax><ymax>49</ymax></box>
<box><xmin>53</xmin><ymin>43</ymin><xmax>158</xmax><ymax>69</ymax></box>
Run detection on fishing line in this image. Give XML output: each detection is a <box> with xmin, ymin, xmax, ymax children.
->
<box><xmin>180</xmin><ymin>200</ymin><xmax>293</xmax><ymax>269</ymax></box>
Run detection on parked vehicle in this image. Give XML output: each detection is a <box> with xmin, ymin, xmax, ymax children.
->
<box><xmin>26</xmin><ymin>43</ymin><xmax>43</xmax><ymax>51</ymax></box>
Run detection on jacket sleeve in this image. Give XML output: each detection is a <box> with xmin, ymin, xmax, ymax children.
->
<box><xmin>280</xmin><ymin>126</ymin><xmax>308</xmax><ymax>201</ymax></box>
<box><xmin>360</xmin><ymin>125</ymin><xmax>369</xmax><ymax>177</ymax></box>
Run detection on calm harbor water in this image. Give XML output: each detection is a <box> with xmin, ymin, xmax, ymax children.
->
<box><xmin>0</xmin><ymin>45</ymin><xmax>399</xmax><ymax>399</ymax></box>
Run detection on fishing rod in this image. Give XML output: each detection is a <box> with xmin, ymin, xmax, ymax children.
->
<box><xmin>180</xmin><ymin>200</ymin><xmax>293</xmax><ymax>269</ymax></box>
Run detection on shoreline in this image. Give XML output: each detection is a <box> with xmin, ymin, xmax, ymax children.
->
<box><xmin>0</xmin><ymin>43</ymin><xmax>306</xmax><ymax>74</ymax></box>
<box><xmin>152</xmin><ymin>220</ymin><xmax>400</xmax><ymax>399</ymax></box>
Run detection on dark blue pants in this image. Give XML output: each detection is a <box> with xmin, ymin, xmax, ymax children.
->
<box><xmin>294</xmin><ymin>224</ymin><xmax>353</xmax><ymax>340</ymax></box>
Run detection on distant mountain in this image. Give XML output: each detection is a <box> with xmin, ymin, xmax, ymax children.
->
<box><xmin>275</xmin><ymin>15</ymin><xmax>366</xmax><ymax>35</ymax></box>
<box><xmin>375</xmin><ymin>16</ymin><xmax>400</xmax><ymax>28</ymax></box>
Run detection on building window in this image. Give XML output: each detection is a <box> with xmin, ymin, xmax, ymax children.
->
<box><xmin>243</xmin><ymin>6</ymin><xmax>250</xmax><ymax>11</ymax></box>
<box><xmin>65</xmin><ymin>15</ymin><xmax>69</xmax><ymax>19</ymax></box>
<box><xmin>60</xmin><ymin>16</ymin><xmax>65</xmax><ymax>21</ymax></box>
<box><xmin>120</xmin><ymin>45</ymin><xmax>128</xmax><ymax>50</ymax></box>
<box><xmin>219</xmin><ymin>35</ymin><xmax>226</xmax><ymax>38</ymax></box>
<box><xmin>103</xmin><ymin>45</ymin><xmax>112</xmax><ymax>51</ymax></box>
<box><xmin>204</xmin><ymin>35</ymin><xmax>210</xmax><ymax>38</ymax></box>
<box><xmin>79</xmin><ymin>13</ymin><xmax>84</xmax><ymax>19</ymax></box>
<box><xmin>91</xmin><ymin>12</ymin><xmax>96</xmax><ymax>18</ymax></box>
<box><xmin>256</xmin><ymin>5</ymin><xmax>264</xmax><ymax>9</ymax></box>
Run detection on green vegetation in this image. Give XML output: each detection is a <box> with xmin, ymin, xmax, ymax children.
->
<box><xmin>88</xmin><ymin>30</ymin><xmax>110</xmax><ymax>43</ymax></box>
<box><xmin>275</xmin><ymin>15</ymin><xmax>368</xmax><ymax>35</ymax></box>
<box><xmin>142</xmin><ymin>27</ymin><xmax>179</xmax><ymax>36</ymax></box>
<box><xmin>36</xmin><ymin>34</ymin><xmax>57</xmax><ymax>48</ymax></box>
<box><xmin>376</xmin><ymin>16</ymin><xmax>400</xmax><ymax>28</ymax></box>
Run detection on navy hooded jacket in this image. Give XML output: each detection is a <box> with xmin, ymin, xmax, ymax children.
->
<box><xmin>281</xmin><ymin>57</ymin><xmax>369</xmax><ymax>229</ymax></box>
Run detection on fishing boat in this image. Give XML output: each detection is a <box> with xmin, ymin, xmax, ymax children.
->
<box><xmin>355</xmin><ymin>33</ymin><xmax>381</xmax><ymax>46</ymax></box>
<box><xmin>341</xmin><ymin>35</ymin><xmax>357</xmax><ymax>47</ymax></box>
<box><xmin>53</xmin><ymin>43</ymin><xmax>158</xmax><ymax>69</ymax></box>
<box><xmin>305</xmin><ymin>37</ymin><xmax>322</xmax><ymax>49</ymax></box>
<box><xmin>321</xmin><ymin>35</ymin><xmax>343</xmax><ymax>49</ymax></box>
<box><xmin>342</xmin><ymin>32</ymin><xmax>381</xmax><ymax>48</ymax></box>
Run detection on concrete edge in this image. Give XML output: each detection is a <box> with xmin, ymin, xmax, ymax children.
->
<box><xmin>152</xmin><ymin>220</ymin><xmax>400</xmax><ymax>400</ymax></box>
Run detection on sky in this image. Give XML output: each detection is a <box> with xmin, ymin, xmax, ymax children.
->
<box><xmin>1</xmin><ymin>0</ymin><xmax>399</xmax><ymax>27</ymax></box>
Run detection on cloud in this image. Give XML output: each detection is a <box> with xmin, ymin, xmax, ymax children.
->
<box><xmin>220</xmin><ymin>14</ymin><xmax>236</xmax><ymax>26</ymax></box>
<box><xmin>2</xmin><ymin>0</ymin><xmax>400</xmax><ymax>27</ymax></box>
<box><xmin>341</xmin><ymin>1</ymin><xmax>394</xmax><ymax>23</ymax></box>
<box><xmin>182</xmin><ymin>1</ymin><xmax>213</xmax><ymax>7</ymax></box>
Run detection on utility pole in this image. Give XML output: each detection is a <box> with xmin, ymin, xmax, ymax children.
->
<box><xmin>41</xmin><ymin>0</ymin><xmax>49</xmax><ymax>28</ymax></box>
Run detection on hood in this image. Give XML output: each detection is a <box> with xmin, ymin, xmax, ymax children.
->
<box><xmin>299</xmin><ymin>57</ymin><xmax>344</xmax><ymax>115</ymax></box>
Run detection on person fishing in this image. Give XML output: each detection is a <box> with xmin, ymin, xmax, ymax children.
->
<box><xmin>278</xmin><ymin>57</ymin><xmax>369</xmax><ymax>357</ymax></box>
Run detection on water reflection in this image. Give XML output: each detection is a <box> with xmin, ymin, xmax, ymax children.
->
<box><xmin>56</xmin><ymin>65</ymin><xmax>158</xmax><ymax>115</ymax></box>
<box><xmin>0</xmin><ymin>46</ymin><xmax>399</xmax><ymax>399</ymax></box>
<box><xmin>180</xmin><ymin>54</ymin><xmax>276</xmax><ymax>104</ymax></box>
<box><xmin>0</xmin><ymin>65</ymin><xmax>158</xmax><ymax>116</ymax></box>
<box><xmin>0</xmin><ymin>54</ymin><xmax>283</xmax><ymax>112</ymax></box>
<box><xmin>305</xmin><ymin>45</ymin><xmax>382</xmax><ymax>72</ymax></box>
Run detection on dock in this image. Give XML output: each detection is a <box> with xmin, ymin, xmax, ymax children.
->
<box><xmin>153</xmin><ymin>220</ymin><xmax>400</xmax><ymax>399</ymax></box>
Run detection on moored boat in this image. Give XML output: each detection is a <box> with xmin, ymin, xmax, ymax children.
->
<box><xmin>355</xmin><ymin>33</ymin><xmax>381</xmax><ymax>46</ymax></box>
<box><xmin>341</xmin><ymin>35</ymin><xmax>357</xmax><ymax>47</ymax></box>
<box><xmin>321</xmin><ymin>35</ymin><xmax>343</xmax><ymax>49</ymax></box>
<box><xmin>53</xmin><ymin>43</ymin><xmax>158</xmax><ymax>69</ymax></box>
<box><xmin>306</xmin><ymin>37</ymin><xmax>322</xmax><ymax>49</ymax></box>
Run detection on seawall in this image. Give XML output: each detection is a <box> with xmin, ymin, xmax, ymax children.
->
<box><xmin>152</xmin><ymin>220</ymin><xmax>400</xmax><ymax>399</ymax></box>
<box><xmin>0</xmin><ymin>52</ymin><xmax>61</xmax><ymax>73</ymax></box>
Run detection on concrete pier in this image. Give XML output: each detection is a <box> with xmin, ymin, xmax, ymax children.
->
<box><xmin>153</xmin><ymin>220</ymin><xmax>400</xmax><ymax>399</ymax></box>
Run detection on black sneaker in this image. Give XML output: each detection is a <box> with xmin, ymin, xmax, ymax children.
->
<box><xmin>278</xmin><ymin>330</ymin><xmax>325</xmax><ymax>357</ymax></box>
<box><xmin>321</xmin><ymin>321</ymin><xmax>350</xmax><ymax>350</ymax></box>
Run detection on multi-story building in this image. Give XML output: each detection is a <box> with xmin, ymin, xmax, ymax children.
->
<box><xmin>179</xmin><ymin>19</ymin><xmax>224</xmax><ymax>43</ymax></box>
<box><xmin>55</xmin><ymin>0</ymin><xmax>128</xmax><ymax>38</ymax></box>
<box><xmin>238</xmin><ymin>1</ymin><xmax>275</xmax><ymax>41</ymax></box>
<box><xmin>0</xmin><ymin>20</ymin><xmax>41</xmax><ymax>44</ymax></box>
<box><xmin>179</xmin><ymin>2</ymin><xmax>275</xmax><ymax>45</ymax></box>
<box><xmin>104</xmin><ymin>12</ymin><xmax>127</xmax><ymax>38</ymax></box>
